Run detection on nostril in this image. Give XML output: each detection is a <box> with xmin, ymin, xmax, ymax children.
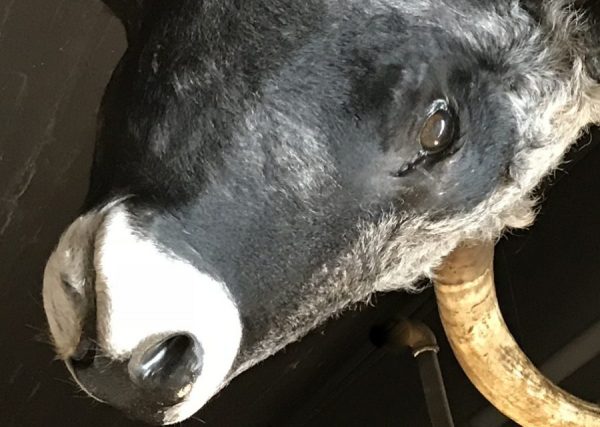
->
<box><xmin>129</xmin><ymin>334</ymin><xmax>203</xmax><ymax>400</ymax></box>
<box><xmin>69</xmin><ymin>337</ymin><xmax>96</xmax><ymax>369</ymax></box>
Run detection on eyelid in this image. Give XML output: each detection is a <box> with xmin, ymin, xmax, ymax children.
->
<box><xmin>425</xmin><ymin>98</ymin><xmax>450</xmax><ymax>117</ymax></box>
<box><xmin>393</xmin><ymin>151</ymin><xmax>428</xmax><ymax>177</ymax></box>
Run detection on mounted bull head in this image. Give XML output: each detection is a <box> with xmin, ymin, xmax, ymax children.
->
<box><xmin>42</xmin><ymin>0</ymin><xmax>600</xmax><ymax>424</ymax></box>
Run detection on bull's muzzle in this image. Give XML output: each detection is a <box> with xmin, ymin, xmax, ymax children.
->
<box><xmin>433</xmin><ymin>241</ymin><xmax>600</xmax><ymax>427</ymax></box>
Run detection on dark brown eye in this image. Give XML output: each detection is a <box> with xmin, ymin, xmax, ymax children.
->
<box><xmin>419</xmin><ymin>103</ymin><xmax>457</xmax><ymax>154</ymax></box>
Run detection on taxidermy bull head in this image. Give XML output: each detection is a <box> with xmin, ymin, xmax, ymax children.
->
<box><xmin>42</xmin><ymin>0</ymin><xmax>600</xmax><ymax>424</ymax></box>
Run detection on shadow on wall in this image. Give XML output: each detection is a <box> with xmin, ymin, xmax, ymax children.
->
<box><xmin>0</xmin><ymin>1</ymin><xmax>132</xmax><ymax>426</ymax></box>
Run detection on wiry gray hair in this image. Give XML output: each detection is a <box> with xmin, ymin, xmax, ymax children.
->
<box><xmin>232</xmin><ymin>0</ymin><xmax>600</xmax><ymax>376</ymax></box>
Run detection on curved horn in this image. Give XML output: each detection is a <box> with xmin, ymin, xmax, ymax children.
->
<box><xmin>433</xmin><ymin>241</ymin><xmax>600</xmax><ymax>427</ymax></box>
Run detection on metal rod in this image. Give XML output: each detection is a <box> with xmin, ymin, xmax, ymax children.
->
<box><xmin>385</xmin><ymin>319</ymin><xmax>455</xmax><ymax>427</ymax></box>
<box><xmin>416</xmin><ymin>350</ymin><xmax>455</xmax><ymax>427</ymax></box>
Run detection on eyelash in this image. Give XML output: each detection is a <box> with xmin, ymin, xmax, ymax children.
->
<box><xmin>393</xmin><ymin>151</ymin><xmax>428</xmax><ymax>177</ymax></box>
<box><xmin>392</xmin><ymin>130</ymin><xmax>465</xmax><ymax>178</ymax></box>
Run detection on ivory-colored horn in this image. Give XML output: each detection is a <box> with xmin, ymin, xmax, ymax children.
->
<box><xmin>433</xmin><ymin>241</ymin><xmax>600</xmax><ymax>427</ymax></box>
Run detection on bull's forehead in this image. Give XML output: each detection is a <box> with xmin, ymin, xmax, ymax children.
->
<box><xmin>90</xmin><ymin>2</ymin><xmax>562</xmax><ymax>215</ymax></box>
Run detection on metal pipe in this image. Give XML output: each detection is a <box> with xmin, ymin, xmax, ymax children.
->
<box><xmin>416</xmin><ymin>351</ymin><xmax>455</xmax><ymax>427</ymax></box>
<box><xmin>386</xmin><ymin>320</ymin><xmax>455</xmax><ymax>427</ymax></box>
<box><xmin>433</xmin><ymin>241</ymin><xmax>600</xmax><ymax>427</ymax></box>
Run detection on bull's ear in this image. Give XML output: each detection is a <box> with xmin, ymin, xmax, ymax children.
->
<box><xmin>102</xmin><ymin>0</ymin><xmax>146</xmax><ymax>43</ymax></box>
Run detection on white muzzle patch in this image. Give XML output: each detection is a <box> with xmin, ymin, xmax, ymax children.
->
<box><xmin>43</xmin><ymin>205</ymin><xmax>243</xmax><ymax>425</ymax></box>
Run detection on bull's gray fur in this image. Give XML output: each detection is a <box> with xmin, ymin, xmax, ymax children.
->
<box><xmin>231</xmin><ymin>0</ymin><xmax>600</xmax><ymax>377</ymax></box>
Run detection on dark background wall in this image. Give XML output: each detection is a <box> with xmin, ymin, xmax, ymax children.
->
<box><xmin>0</xmin><ymin>1</ymin><xmax>598</xmax><ymax>426</ymax></box>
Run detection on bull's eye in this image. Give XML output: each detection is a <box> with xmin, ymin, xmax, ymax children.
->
<box><xmin>419</xmin><ymin>100</ymin><xmax>457</xmax><ymax>154</ymax></box>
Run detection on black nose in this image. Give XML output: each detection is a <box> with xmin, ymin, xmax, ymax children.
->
<box><xmin>129</xmin><ymin>334</ymin><xmax>203</xmax><ymax>403</ymax></box>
